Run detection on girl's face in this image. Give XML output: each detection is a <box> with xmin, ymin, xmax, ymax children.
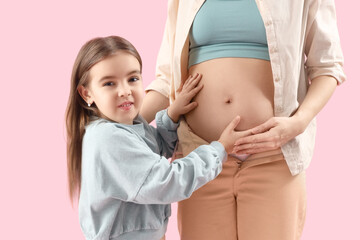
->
<box><xmin>81</xmin><ymin>51</ymin><xmax>143</xmax><ymax>124</ymax></box>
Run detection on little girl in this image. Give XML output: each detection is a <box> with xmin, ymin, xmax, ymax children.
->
<box><xmin>66</xmin><ymin>36</ymin><xmax>249</xmax><ymax>240</ymax></box>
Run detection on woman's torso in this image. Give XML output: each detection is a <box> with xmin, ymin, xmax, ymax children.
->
<box><xmin>186</xmin><ymin>58</ymin><xmax>274</xmax><ymax>142</ymax></box>
<box><xmin>184</xmin><ymin>0</ymin><xmax>274</xmax><ymax>142</ymax></box>
<box><xmin>152</xmin><ymin>0</ymin><xmax>342</xmax><ymax>174</ymax></box>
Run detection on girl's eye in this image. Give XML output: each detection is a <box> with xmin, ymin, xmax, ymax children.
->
<box><xmin>103</xmin><ymin>82</ymin><xmax>114</xmax><ymax>87</ymax></box>
<box><xmin>129</xmin><ymin>77</ymin><xmax>140</xmax><ymax>82</ymax></box>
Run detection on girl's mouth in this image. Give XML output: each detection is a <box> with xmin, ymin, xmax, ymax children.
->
<box><xmin>118</xmin><ymin>102</ymin><xmax>133</xmax><ymax>110</ymax></box>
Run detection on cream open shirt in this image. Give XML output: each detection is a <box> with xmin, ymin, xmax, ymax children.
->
<box><xmin>146</xmin><ymin>0</ymin><xmax>346</xmax><ymax>175</ymax></box>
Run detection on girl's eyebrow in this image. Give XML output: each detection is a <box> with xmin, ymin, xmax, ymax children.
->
<box><xmin>99</xmin><ymin>76</ymin><xmax>116</xmax><ymax>82</ymax></box>
<box><xmin>98</xmin><ymin>70</ymin><xmax>141</xmax><ymax>82</ymax></box>
<box><xmin>126</xmin><ymin>70</ymin><xmax>141</xmax><ymax>76</ymax></box>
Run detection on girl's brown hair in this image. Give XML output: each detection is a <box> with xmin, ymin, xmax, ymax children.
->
<box><xmin>65</xmin><ymin>36</ymin><xmax>142</xmax><ymax>203</ymax></box>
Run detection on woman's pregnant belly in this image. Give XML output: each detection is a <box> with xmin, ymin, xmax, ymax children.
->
<box><xmin>185</xmin><ymin>58</ymin><xmax>275</xmax><ymax>143</ymax></box>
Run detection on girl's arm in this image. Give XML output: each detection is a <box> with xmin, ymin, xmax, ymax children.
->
<box><xmin>91</xmin><ymin>125</ymin><xmax>226</xmax><ymax>205</ymax></box>
<box><xmin>90</xmin><ymin>116</ymin><xmax>247</xmax><ymax>205</ymax></box>
<box><xmin>134</xmin><ymin>141</ymin><xmax>226</xmax><ymax>204</ymax></box>
<box><xmin>149</xmin><ymin>109</ymin><xmax>179</xmax><ymax>159</ymax></box>
<box><xmin>135</xmin><ymin>115</ymin><xmax>248</xmax><ymax>204</ymax></box>
<box><xmin>149</xmin><ymin>74</ymin><xmax>203</xmax><ymax>158</ymax></box>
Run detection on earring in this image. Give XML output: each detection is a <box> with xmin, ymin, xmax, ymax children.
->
<box><xmin>87</xmin><ymin>102</ymin><xmax>91</xmax><ymax>107</ymax></box>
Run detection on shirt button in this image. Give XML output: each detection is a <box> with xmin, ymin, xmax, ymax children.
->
<box><xmin>274</xmin><ymin>76</ymin><xmax>280</xmax><ymax>82</ymax></box>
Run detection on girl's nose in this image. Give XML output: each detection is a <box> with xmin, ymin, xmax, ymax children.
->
<box><xmin>118</xmin><ymin>85</ymin><xmax>131</xmax><ymax>97</ymax></box>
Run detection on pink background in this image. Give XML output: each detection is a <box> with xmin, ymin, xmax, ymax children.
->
<box><xmin>0</xmin><ymin>0</ymin><xmax>358</xmax><ymax>239</ymax></box>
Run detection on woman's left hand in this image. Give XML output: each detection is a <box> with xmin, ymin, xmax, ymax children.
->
<box><xmin>232</xmin><ymin>116</ymin><xmax>305</xmax><ymax>155</ymax></box>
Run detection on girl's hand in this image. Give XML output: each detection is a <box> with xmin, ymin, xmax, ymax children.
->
<box><xmin>232</xmin><ymin>116</ymin><xmax>306</xmax><ymax>155</ymax></box>
<box><xmin>167</xmin><ymin>73</ymin><xmax>203</xmax><ymax>122</ymax></box>
<box><xmin>218</xmin><ymin>116</ymin><xmax>253</xmax><ymax>153</ymax></box>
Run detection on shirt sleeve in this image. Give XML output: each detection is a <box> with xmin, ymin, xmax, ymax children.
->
<box><xmin>145</xmin><ymin>0</ymin><xmax>178</xmax><ymax>97</ymax></box>
<box><xmin>92</xmin><ymin>124</ymin><xmax>226</xmax><ymax>204</ymax></box>
<box><xmin>304</xmin><ymin>0</ymin><xmax>346</xmax><ymax>84</ymax></box>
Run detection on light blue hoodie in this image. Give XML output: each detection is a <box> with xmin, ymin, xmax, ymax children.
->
<box><xmin>79</xmin><ymin>109</ymin><xmax>227</xmax><ymax>240</ymax></box>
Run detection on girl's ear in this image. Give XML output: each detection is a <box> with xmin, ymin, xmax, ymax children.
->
<box><xmin>78</xmin><ymin>85</ymin><xmax>93</xmax><ymax>105</ymax></box>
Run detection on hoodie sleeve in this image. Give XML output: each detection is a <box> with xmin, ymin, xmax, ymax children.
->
<box><xmin>85</xmin><ymin>122</ymin><xmax>226</xmax><ymax>204</ymax></box>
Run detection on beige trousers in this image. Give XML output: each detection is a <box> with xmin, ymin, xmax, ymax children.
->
<box><xmin>175</xmin><ymin>119</ymin><xmax>307</xmax><ymax>240</ymax></box>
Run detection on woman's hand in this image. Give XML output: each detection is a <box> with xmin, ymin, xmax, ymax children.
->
<box><xmin>167</xmin><ymin>73</ymin><xmax>203</xmax><ymax>123</ymax></box>
<box><xmin>232</xmin><ymin>75</ymin><xmax>338</xmax><ymax>155</ymax></box>
<box><xmin>232</xmin><ymin>116</ymin><xmax>305</xmax><ymax>155</ymax></box>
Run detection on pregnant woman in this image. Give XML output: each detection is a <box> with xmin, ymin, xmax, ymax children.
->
<box><xmin>140</xmin><ymin>0</ymin><xmax>345</xmax><ymax>239</ymax></box>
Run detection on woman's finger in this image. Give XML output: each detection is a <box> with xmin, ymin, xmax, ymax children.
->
<box><xmin>233</xmin><ymin>129</ymin><xmax>253</xmax><ymax>138</ymax></box>
<box><xmin>233</xmin><ymin>146</ymin><xmax>278</xmax><ymax>155</ymax></box>
<box><xmin>233</xmin><ymin>140</ymin><xmax>280</xmax><ymax>152</ymax></box>
<box><xmin>250</xmin><ymin>118</ymin><xmax>276</xmax><ymax>134</ymax></box>
<box><xmin>234</xmin><ymin>131</ymin><xmax>273</xmax><ymax>145</ymax></box>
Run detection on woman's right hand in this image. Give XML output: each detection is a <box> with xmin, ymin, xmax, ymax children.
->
<box><xmin>218</xmin><ymin>116</ymin><xmax>253</xmax><ymax>153</ymax></box>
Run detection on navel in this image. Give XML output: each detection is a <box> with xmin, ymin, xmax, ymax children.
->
<box><xmin>225</xmin><ymin>97</ymin><xmax>232</xmax><ymax>104</ymax></box>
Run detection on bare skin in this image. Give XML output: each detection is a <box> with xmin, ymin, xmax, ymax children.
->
<box><xmin>164</xmin><ymin>73</ymin><xmax>252</xmax><ymax>153</ymax></box>
<box><xmin>141</xmin><ymin>58</ymin><xmax>337</xmax><ymax>154</ymax></box>
<box><xmin>186</xmin><ymin>57</ymin><xmax>274</xmax><ymax>143</ymax></box>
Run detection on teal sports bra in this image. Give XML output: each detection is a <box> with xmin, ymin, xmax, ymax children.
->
<box><xmin>189</xmin><ymin>0</ymin><xmax>270</xmax><ymax>67</ymax></box>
